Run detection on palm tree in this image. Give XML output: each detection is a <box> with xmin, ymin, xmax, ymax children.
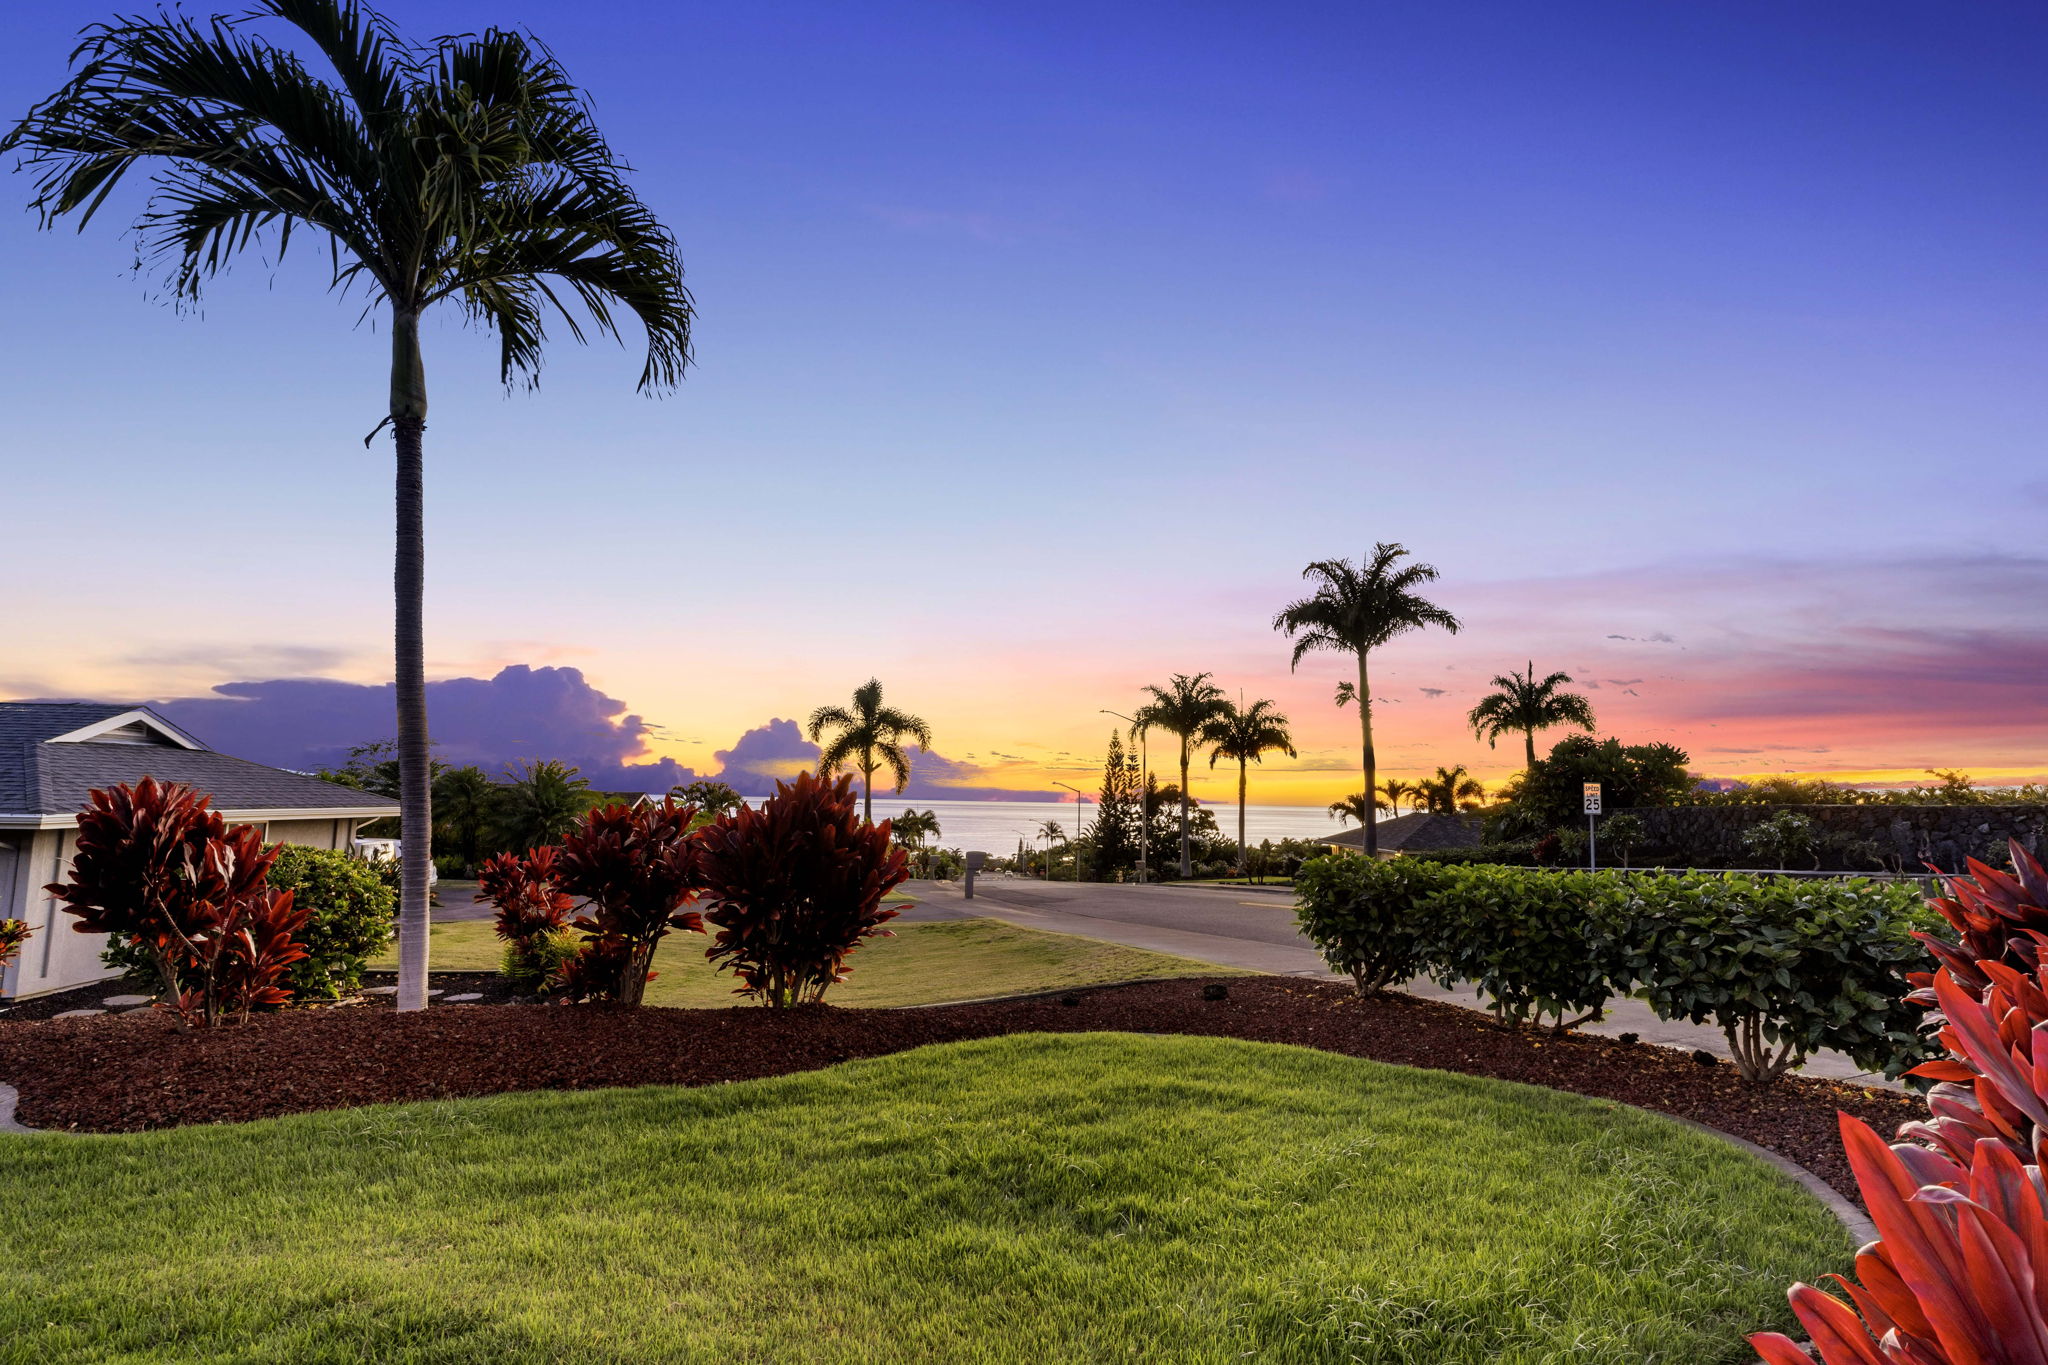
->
<box><xmin>1132</xmin><ymin>673</ymin><xmax>1230</xmax><ymax>877</ymax></box>
<box><xmin>1418</xmin><ymin>765</ymin><xmax>1486</xmax><ymax>815</ymax></box>
<box><xmin>1201</xmin><ymin>699</ymin><xmax>1295</xmax><ymax>873</ymax></box>
<box><xmin>1377</xmin><ymin>777</ymin><xmax>1418</xmax><ymax>814</ymax></box>
<box><xmin>1274</xmin><ymin>545</ymin><xmax>1461</xmax><ymax>856</ymax></box>
<box><xmin>891</xmin><ymin>807</ymin><xmax>941</xmax><ymax>874</ymax></box>
<box><xmin>502</xmin><ymin>760</ymin><xmax>594</xmax><ymax>851</ymax></box>
<box><xmin>1467</xmin><ymin>661</ymin><xmax>1597</xmax><ymax>770</ymax></box>
<box><xmin>1327</xmin><ymin>791</ymin><xmax>1380</xmax><ymax>828</ymax></box>
<box><xmin>807</xmin><ymin>679</ymin><xmax>933</xmax><ymax>823</ymax></box>
<box><xmin>4</xmin><ymin>0</ymin><xmax>693</xmax><ymax>1014</ymax></box>
<box><xmin>431</xmin><ymin>765</ymin><xmax>496</xmax><ymax>872</ymax></box>
<box><xmin>1038</xmin><ymin>820</ymin><xmax>1068</xmax><ymax>879</ymax></box>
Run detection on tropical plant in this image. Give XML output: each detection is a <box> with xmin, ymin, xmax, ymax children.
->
<box><xmin>1466</xmin><ymin>662</ymin><xmax>1597</xmax><ymax>770</ymax></box>
<box><xmin>1428</xmin><ymin>864</ymin><xmax>1635</xmax><ymax>1032</ymax></box>
<box><xmin>1490</xmin><ymin>734</ymin><xmax>1694</xmax><ymax>839</ymax></box>
<box><xmin>1909</xmin><ymin>839</ymin><xmax>2048</xmax><ymax>997</ymax></box>
<box><xmin>670</xmin><ymin>780</ymin><xmax>744</xmax><ymax>822</ymax></box>
<box><xmin>432</xmin><ymin>765</ymin><xmax>498</xmax><ymax>874</ymax></box>
<box><xmin>1327</xmin><ymin>790</ymin><xmax>1380</xmax><ymax>828</ymax></box>
<box><xmin>0</xmin><ymin>919</ymin><xmax>31</xmax><ymax>974</ymax></box>
<box><xmin>549</xmin><ymin>801</ymin><xmax>707</xmax><ymax>1006</ymax></box>
<box><xmin>1132</xmin><ymin>672</ymin><xmax>1231</xmax><ymax>877</ymax></box>
<box><xmin>1274</xmin><ymin>544</ymin><xmax>1461</xmax><ymax>855</ymax></box>
<box><xmin>4</xmin><ymin>0</ymin><xmax>695</xmax><ymax>1014</ymax></box>
<box><xmin>807</xmin><ymin>679</ymin><xmax>933</xmax><ymax>824</ymax></box>
<box><xmin>1294</xmin><ymin>855</ymin><xmax>1443</xmax><ymax>994</ymax></box>
<box><xmin>1201</xmin><ymin>698</ymin><xmax>1295</xmax><ymax>873</ymax></box>
<box><xmin>502</xmin><ymin>760</ymin><xmax>596</xmax><ymax>852</ymax></box>
<box><xmin>1751</xmin><ymin>847</ymin><xmax>2048</xmax><ymax>1364</ymax></box>
<box><xmin>1741</xmin><ymin>810</ymin><xmax>1820</xmax><ymax>870</ymax></box>
<box><xmin>696</xmin><ymin>771</ymin><xmax>908</xmax><ymax>1006</ymax></box>
<box><xmin>1379</xmin><ymin>777</ymin><xmax>1422</xmax><ymax>813</ymax></box>
<box><xmin>263</xmin><ymin>844</ymin><xmax>394</xmax><ymax>1000</ymax></box>
<box><xmin>1417</xmin><ymin>764</ymin><xmax>1485</xmax><ymax>815</ymax></box>
<box><xmin>891</xmin><ymin>808</ymin><xmax>941</xmax><ymax>854</ymax></box>
<box><xmin>46</xmin><ymin>777</ymin><xmax>310</xmax><ymax>1028</ymax></box>
<box><xmin>1598</xmin><ymin>811</ymin><xmax>1647</xmax><ymax>869</ymax></box>
<box><xmin>478</xmin><ymin>845</ymin><xmax>577</xmax><ymax>994</ymax></box>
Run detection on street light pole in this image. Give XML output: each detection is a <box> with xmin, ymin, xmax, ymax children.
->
<box><xmin>1100</xmin><ymin>709</ymin><xmax>1147</xmax><ymax>885</ymax></box>
<box><xmin>1053</xmin><ymin>781</ymin><xmax>1086</xmax><ymax>881</ymax></box>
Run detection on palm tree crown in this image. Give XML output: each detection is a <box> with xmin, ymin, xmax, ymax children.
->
<box><xmin>807</xmin><ymin>679</ymin><xmax>933</xmax><ymax>823</ymax></box>
<box><xmin>1328</xmin><ymin>791</ymin><xmax>1379</xmax><ymax>827</ymax></box>
<box><xmin>1418</xmin><ymin>765</ymin><xmax>1486</xmax><ymax>815</ymax></box>
<box><xmin>1201</xmin><ymin>698</ymin><xmax>1295</xmax><ymax>874</ymax></box>
<box><xmin>1273</xmin><ymin>544</ymin><xmax>1460</xmax><ymax>856</ymax></box>
<box><xmin>1467</xmin><ymin>661</ymin><xmax>1597</xmax><ymax>770</ymax></box>
<box><xmin>1132</xmin><ymin>672</ymin><xmax>1231</xmax><ymax>878</ymax></box>
<box><xmin>3</xmin><ymin>0</ymin><xmax>692</xmax><ymax>1014</ymax></box>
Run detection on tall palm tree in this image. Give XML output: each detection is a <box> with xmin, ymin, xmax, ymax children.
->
<box><xmin>1274</xmin><ymin>545</ymin><xmax>1461</xmax><ymax>856</ymax></box>
<box><xmin>1200</xmin><ymin>698</ymin><xmax>1295</xmax><ymax>873</ymax></box>
<box><xmin>4</xmin><ymin>0</ymin><xmax>693</xmax><ymax>1013</ymax></box>
<box><xmin>1132</xmin><ymin>672</ymin><xmax>1230</xmax><ymax>877</ymax></box>
<box><xmin>1327</xmin><ymin>791</ymin><xmax>1381</xmax><ymax>827</ymax></box>
<box><xmin>1466</xmin><ymin>661</ymin><xmax>1597</xmax><ymax>770</ymax></box>
<box><xmin>891</xmin><ymin>807</ymin><xmax>941</xmax><ymax>874</ymax></box>
<box><xmin>1037</xmin><ymin>819</ymin><xmax>1068</xmax><ymax>879</ymax></box>
<box><xmin>1418</xmin><ymin>765</ymin><xmax>1486</xmax><ymax>815</ymax></box>
<box><xmin>807</xmin><ymin>679</ymin><xmax>933</xmax><ymax>823</ymax></box>
<box><xmin>1377</xmin><ymin>776</ymin><xmax>1418</xmax><ymax>814</ymax></box>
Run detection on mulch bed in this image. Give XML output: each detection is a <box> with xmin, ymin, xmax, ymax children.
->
<box><xmin>0</xmin><ymin>976</ymin><xmax>1920</xmax><ymax>1203</ymax></box>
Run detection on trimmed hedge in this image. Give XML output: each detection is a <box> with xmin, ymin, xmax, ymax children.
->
<box><xmin>1295</xmin><ymin>856</ymin><xmax>1940</xmax><ymax>1082</ymax></box>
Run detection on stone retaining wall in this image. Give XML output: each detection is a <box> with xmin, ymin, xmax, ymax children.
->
<box><xmin>1618</xmin><ymin>804</ymin><xmax>2047</xmax><ymax>873</ymax></box>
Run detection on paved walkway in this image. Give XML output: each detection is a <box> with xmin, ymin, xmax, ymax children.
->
<box><xmin>906</xmin><ymin>875</ymin><xmax>1899</xmax><ymax>1089</ymax></box>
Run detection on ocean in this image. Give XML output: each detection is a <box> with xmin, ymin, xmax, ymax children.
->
<box><xmin>861</xmin><ymin>798</ymin><xmax>1350</xmax><ymax>853</ymax></box>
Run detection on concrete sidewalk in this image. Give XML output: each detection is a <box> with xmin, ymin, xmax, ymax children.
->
<box><xmin>923</xmin><ymin>876</ymin><xmax>1900</xmax><ymax>1089</ymax></box>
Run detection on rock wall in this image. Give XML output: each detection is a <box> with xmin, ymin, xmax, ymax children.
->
<box><xmin>1618</xmin><ymin>804</ymin><xmax>2048</xmax><ymax>873</ymax></box>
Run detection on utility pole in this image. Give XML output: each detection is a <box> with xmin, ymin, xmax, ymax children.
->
<box><xmin>1101</xmin><ymin>709</ymin><xmax>1147</xmax><ymax>884</ymax></box>
<box><xmin>1054</xmin><ymin>781</ymin><xmax>1086</xmax><ymax>881</ymax></box>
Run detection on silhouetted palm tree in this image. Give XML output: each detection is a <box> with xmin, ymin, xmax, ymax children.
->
<box><xmin>1467</xmin><ymin>661</ymin><xmax>1597</xmax><ymax>769</ymax></box>
<box><xmin>807</xmin><ymin>679</ymin><xmax>933</xmax><ymax>823</ymax></box>
<box><xmin>1378</xmin><ymin>777</ymin><xmax>1420</xmax><ymax>814</ymax></box>
<box><xmin>1328</xmin><ymin>791</ymin><xmax>1381</xmax><ymax>827</ymax></box>
<box><xmin>1201</xmin><ymin>698</ymin><xmax>1295</xmax><ymax>873</ymax></box>
<box><xmin>1274</xmin><ymin>545</ymin><xmax>1461</xmax><ymax>855</ymax></box>
<box><xmin>4</xmin><ymin>0</ymin><xmax>693</xmax><ymax>1012</ymax></box>
<box><xmin>1133</xmin><ymin>673</ymin><xmax>1231</xmax><ymax>877</ymax></box>
<box><xmin>1418</xmin><ymin>765</ymin><xmax>1486</xmax><ymax>815</ymax></box>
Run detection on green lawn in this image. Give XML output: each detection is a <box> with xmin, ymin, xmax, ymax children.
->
<box><xmin>0</xmin><ymin>1034</ymin><xmax>1844</xmax><ymax>1363</ymax></box>
<box><xmin>371</xmin><ymin>916</ymin><xmax>1243</xmax><ymax>1007</ymax></box>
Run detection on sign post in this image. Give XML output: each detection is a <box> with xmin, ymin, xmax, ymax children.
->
<box><xmin>1582</xmin><ymin>783</ymin><xmax>1603</xmax><ymax>871</ymax></box>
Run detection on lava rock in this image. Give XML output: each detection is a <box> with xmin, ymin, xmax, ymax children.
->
<box><xmin>1692</xmin><ymin>1049</ymin><xmax>1719</xmax><ymax>1067</ymax></box>
<box><xmin>1059</xmin><ymin>994</ymin><xmax>1082</xmax><ymax>1007</ymax></box>
<box><xmin>1617</xmin><ymin>1032</ymin><xmax>1639</xmax><ymax>1046</ymax></box>
<box><xmin>1201</xmin><ymin>984</ymin><xmax>1230</xmax><ymax>1001</ymax></box>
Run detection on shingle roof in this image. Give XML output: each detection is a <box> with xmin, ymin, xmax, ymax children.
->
<box><xmin>1317</xmin><ymin>812</ymin><xmax>1483</xmax><ymax>853</ymax></box>
<box><xmin>0</xmin><ymin>702</ymin><xmax>396</xmax><ymax>822</ymax></box>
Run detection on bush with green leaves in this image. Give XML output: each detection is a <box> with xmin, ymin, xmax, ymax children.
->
<box><xmin>1427</xmin><ymin>865</ymin><xmax>1634</xmax><ymax>1031</ymax></box>
<box><xmin>1626</xmin><ymin>873</ymin><xmax>1937</xmax><ymax>1082</ymax></box>
<box><xmin>1406</xmin><ymin>840</ymin><xmax>1541</xmax><ymax>867</ymax></box>
<box><xmin>103</xmin><ymin>840</ymin><xmax>394</xmax><ymax>1003</ymax></box>
<box><xmin>1294</xmin><ymin>855</ymin><xmax>1939</xmax><ymax>1082</ymax></box>
<box><xmin>1739</xmin><ymin>810</ymin><xmax>1819</xmax><ymax>869</ymax></box>
<box><xmin>1293</xmin><ymin>855</ymin><xmax>1445</xmax><ymax>994</ymax></box>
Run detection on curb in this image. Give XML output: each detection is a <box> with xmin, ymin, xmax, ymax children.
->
<box><xmin>898</xmin><ymin>975</ymin><xmax>1243</xmax><ymax>1010</ymax></box>
<box><xmin>1660</xmin><ymin>1112</ymin><xmax>1875</xmax><ymax>1245</ymax></box>
<box><xmin>0</xmin><ymin>1083</ymin><xmax>36</xmax><ymax>1135</ymax></box>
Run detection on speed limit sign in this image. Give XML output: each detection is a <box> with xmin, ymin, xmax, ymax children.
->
<box><xmin>1583</xmin><ymin>783</ymin><xmax>1603</xmax><ymax>815</ymax></box>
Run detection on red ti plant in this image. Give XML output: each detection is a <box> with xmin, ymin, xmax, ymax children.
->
<box><xmin>478</xmin><ymin>846</ymin><xmax>576</xmax><ymax>992</ymax></box>
<box><xmin>1751</xmin><ymin>850</ymin><xmax>2048</xmax><ymax>1364</ymax></box>
<box><xmin>696</xmin><ymin>771</ymin><xmax>909</xmax><ymax>1007</ymax></box>
<box><xmin>45</xmin><ymin>777</ymin><xmax>310</xmax><ymax>1028</ymax></box>
<box><xmin>549</xmin><ymin>800</ymin><xmax>706</xmax><ymax>1006</ymax></box>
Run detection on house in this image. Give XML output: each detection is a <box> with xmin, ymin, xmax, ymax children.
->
<box><xmin>1317</xmin><ymin>811</ymin><xmax>1483</xmax><ymax>857</ymax></box>
<box><xmin>0</xmin><ymin>702</ymin><xmax>399</xmax><ymax>998</ymax></box>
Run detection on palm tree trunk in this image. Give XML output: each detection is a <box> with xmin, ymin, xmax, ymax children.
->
<box><xmin>1178</xmin><ymin>740</ymin><xmax>1192</xmax><ymax>877</ymax></box>
<box><xmin>862</xmin><ymin>760</ymin><xmax>874</xmax><ymax>824</ymax></box>
<box><xmin>1358</xmin><ymin>655</ymin><xmax>1377</xmax><ymax>857</ymax></box>
<box><xmin>1524</xmin><ymin>728</ymin><xmax>1537</xmax><ymax>770</ymax></box>
<box><xmin>1236</xmin><ymin>759</ymin><xmax>1248</xmax><ymax>874</ymax></box>
<box><xmin>391</xmin><ymin>308</ymin><xmax>433</xmax><ymax>1013</ymax></box>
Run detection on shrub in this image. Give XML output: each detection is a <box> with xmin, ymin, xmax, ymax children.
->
<box><xmin>1740</xmin><ymin>810</ymin><xmax>1819</xmax><ymax>869</ymax></box>
<box><xmin>1628</xmin><ymin>873</ymin><xmax>1935</xmax><ymax>1082</ymax></box>
<box><xmin>1408</xmin><ymin>841</ymin><xmax>1540</xmax><ymax>867</ymax></box>
<box><xmin>1428</xmin><ymin>865</ymin><xmax>1633</xmax><ymax>1030</ymax></box>
<box><xmin>479</xmin><ymin>846</ymin><xmax>578</xmax><ymax>995</ymax></box>
<box><xmin>265</xmin><ymin>845</ymin><xmax>396</xmax><ymax>1000</ymax></box>
<box><xmin>549</xmin><ymin>801</ymin><xmax>707</xmax><ymax>1006</ymax></box>
<box><xmin>1752</xmin><ymin>848</ymin><xmax>2048</xmax><ymax>1363</ymax></box>
<box><xmin>1598</xmin><ymin>812</ymin><xmax>1646</xmax><ymax>866</ymax></box>
<box><xmin>1293</xmin><ymin>855</ymin><xmax>1446</xmax><ymax>994</ymax></box>
<box><xmin>0</xmin><ymin>919</ymin><xmax>29</xmax><ymax>972</ymax></box>
<box><xmin>696</xmin><ymin>771</ymin><xmax>908</xmax><ymax>1006</ymax></box>
<box><xmin>47</xmin><ymin>777</ymin><xmax>309</xmax><ymax>1028</ymax></box>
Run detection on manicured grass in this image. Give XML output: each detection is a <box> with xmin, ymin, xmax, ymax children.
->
<box><xmin>0</xmin><ymin>1034</ymin><xmax>1844</xmax><ymax>1363</ymax></box>
<box><xmin>371</xmin><ymin>916</ymin><xmax>1243</xmax><ymax>1007</ymax></box>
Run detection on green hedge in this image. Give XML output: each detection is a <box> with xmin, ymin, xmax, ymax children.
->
<box><xmin>1295</xmin><ymin>856</ymin><xmax>1940</xmax><ymax>1082</ymax></box>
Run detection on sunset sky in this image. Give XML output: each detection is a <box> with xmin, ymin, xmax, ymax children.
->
<box><xmin>2</xmin><ymin>0</ymin><xmax>2044</xmax><ymax>807</ymax></box>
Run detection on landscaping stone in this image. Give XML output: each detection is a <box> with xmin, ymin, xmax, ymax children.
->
<box><xmin>99</xmin><ymin>994</ymin><xmax>152</xmax><ymax>1007</ymax></box>
<box><xmin>363</xmin><ymin>986</ymin><xmax>398</xmax><ymax>994</ymax></box>
<box><xmin>51</xmin><ymin>1009</ymin><xmax>105</xmax><ymax>1019</ymax></box>
<box><xmin>444</xmin><ymin>993</ymin><xmax>483</xmax><ymax>1002</ymax></box>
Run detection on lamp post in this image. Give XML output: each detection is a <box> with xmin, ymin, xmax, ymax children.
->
<box><xmin>1100</xmin><ymin>709</ymin><xmax>1148</xmax><ymax>884</ymax></box>
<box><xmin>1053</xmin><ymin>781</ymin><xmax>1087</xmax><ymax>881</ymax></box>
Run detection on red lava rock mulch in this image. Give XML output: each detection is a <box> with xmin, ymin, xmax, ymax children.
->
<box><xmin>0</xmin><ymin>976</ymin><xmax>1920</xmax><ymax>1203</ymax></box>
